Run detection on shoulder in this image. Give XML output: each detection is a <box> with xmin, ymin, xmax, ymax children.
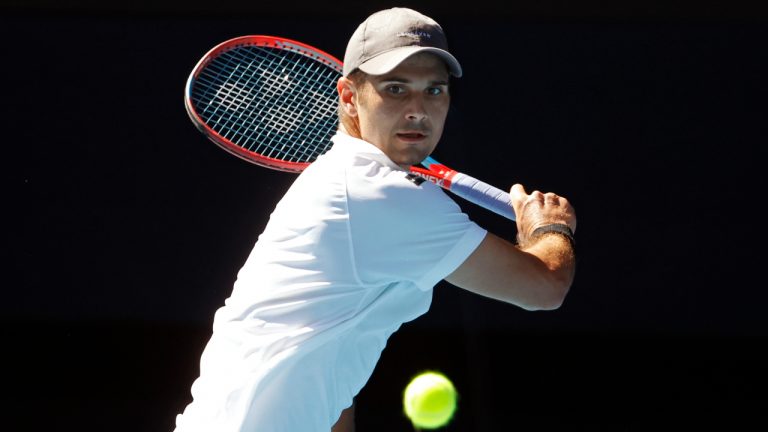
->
<box><xmin>347</xmin><ymin>161</ymin><xmax>459</xmax><ymax>213</ymax></box>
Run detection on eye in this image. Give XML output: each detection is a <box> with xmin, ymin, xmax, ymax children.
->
<box><xmin>386</xmin><ymin>85</ymin><xmax>406</xmax><ymax>95</ymax></box>
<box><xmin>427</xmin><ymin>86</ymin><xmax>446</xmax><ymax>96</ymax></box>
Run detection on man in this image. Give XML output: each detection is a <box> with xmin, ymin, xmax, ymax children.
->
<box><xmin>174</xmin><ymin>7</ymin><xmax>576</xmax><ymax>432</ymax></box>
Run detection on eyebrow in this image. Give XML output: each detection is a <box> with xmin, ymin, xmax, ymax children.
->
<box><xmin>378</xmin><ymin>76</ymin><xmax>450</xmax><ymax>86</ymax></box>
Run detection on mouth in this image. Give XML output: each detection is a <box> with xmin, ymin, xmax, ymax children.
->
<box><xmin>396</xmin><ymin>131</ymin><xmax>429</xmax><ymax>142</ymax></box>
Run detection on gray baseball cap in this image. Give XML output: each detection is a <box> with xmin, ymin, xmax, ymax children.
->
<box><xmin>342</xmin><ymin>7</ymin><xmax>462</xmax><ymax>78</ymax></box>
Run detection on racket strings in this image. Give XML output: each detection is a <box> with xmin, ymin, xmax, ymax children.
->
<box><xmin>190</xmin><ymin>44</ymin><xmax>340</xmax><ymax>164</ymax></box>
<box><xmin>195</xmin><ymin>47</ymin><xmax>308</xmax><ymax>154</ymax></box>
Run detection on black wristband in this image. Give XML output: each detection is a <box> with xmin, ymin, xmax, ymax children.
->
<box><xmin>530</xmin><ymin>224</ymin><xmax>575</xmax><ymax>251</ymax></box>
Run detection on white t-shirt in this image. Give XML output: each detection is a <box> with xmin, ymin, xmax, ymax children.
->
<box><xmin>174</xmin><ymin>133</ymin><xmax>487</xmax><ymax>432</ymax></box>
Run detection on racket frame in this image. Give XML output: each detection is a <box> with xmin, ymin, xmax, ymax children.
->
<box><xmin>184</xmin><ymin>35</ymin><xmax>344</xmax><ymax>172</ymax></box>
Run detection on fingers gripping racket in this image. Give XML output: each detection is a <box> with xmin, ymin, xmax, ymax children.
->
<box><xmin>185</xmin><ymin>35</ymin><xmax>515</xmax><ymax>221</ymax></box>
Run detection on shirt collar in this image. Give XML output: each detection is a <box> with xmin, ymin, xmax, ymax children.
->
<box><xmin>330</xmin><ymin>132</ymin><xmax>405</xmax><ymax>171</ymax></box>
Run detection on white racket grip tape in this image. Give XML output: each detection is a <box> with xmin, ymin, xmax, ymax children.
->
<box><xmin>450</xmin><ymin>172</ymin><xmax>516</xmax><ymax>221</ymax></box>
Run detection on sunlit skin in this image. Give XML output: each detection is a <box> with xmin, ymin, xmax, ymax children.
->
<box><xmin>337</xmin><ymin>53</ymin><xmax>450</xmax><ymax>170</ymax></box>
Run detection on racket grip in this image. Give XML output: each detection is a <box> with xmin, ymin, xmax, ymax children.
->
<box><xmin>449</xmin><ymin>173</ymin><xmax>516</xmax><ymax>221</ymax></box>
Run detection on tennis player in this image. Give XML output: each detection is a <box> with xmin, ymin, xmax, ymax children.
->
<box><xmin>174</xmin><ymin>7</ymin><xmax>576</xmax><ymax>432</ymax></box>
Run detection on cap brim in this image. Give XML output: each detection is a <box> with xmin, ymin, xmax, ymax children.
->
<box><xmin>357</xmin><ymin>46</ymin><xmax>463</xmax><ymax>78</ymax></box>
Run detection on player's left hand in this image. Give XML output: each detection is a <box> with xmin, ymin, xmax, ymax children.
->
<box><xmin>509</xmin><ymin>184</ymin><xmax>576</xmax><ymax>245</ymax></box>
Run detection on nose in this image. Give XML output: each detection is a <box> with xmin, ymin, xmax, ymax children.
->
<box><xmin>405</xmin><ymin>95</ymin><xmax>428</xmax><ymax>122</ymax></box>
<box><xmin>406</xmin><ymin>112</ymin><xmax>427</xmax><ymax>122</ymax></box>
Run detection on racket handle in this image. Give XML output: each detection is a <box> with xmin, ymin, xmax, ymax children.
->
<box><xmin>449</xmin><ymin>172</ymin><xmax>516</xmax><ymax>221</ymax></box>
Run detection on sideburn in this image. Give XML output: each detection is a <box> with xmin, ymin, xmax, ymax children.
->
<box><xmin>339</xmin><ymin>108</ymin><xmax>361</xmax><ymax>139</ymax></box>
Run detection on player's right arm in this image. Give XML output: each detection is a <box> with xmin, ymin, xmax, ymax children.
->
<box><xmin>445</xmin><ymin>184</ymin><xmax>576</xmax><ymax>311</ymax></box>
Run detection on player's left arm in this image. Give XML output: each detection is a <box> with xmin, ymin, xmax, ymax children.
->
<box><xmin>445</xmin><ymin>184</ymin><xmax>576</xmax><ymax>310</ymax></box>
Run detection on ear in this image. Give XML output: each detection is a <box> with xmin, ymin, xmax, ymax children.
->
<box><xmin>337</xmin><ymin>77</ymin><xmax>358</xmax><ymax>117</ymax></box>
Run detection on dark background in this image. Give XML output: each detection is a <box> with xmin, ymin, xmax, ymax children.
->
<box><xmin>6</xmin><ymin>1</ymin><xmax>768</xmax><ymax>430</ymax></box>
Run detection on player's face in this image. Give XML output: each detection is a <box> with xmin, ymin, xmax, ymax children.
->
<box><xmin>356</xmin><ymin>53</ymin><xmax>450</xmax><ymax>170</ymax></box>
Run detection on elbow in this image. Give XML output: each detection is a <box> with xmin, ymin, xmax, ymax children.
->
<box><xmin>522</xmin><ymin>270</ymin><xmax>573</xmax><ymax>311</ymax></box>
<box><xmin>533</xmin><ymin>290</ymin><xmax>567</xmax><ymax>311</ymax></box>
<box><xmin>524</xmin><ymin>291</ymin><xmax>566</xmax><ymax>311</ymax></box>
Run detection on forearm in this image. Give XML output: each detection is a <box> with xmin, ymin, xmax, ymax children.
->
<box><xmin>518</xmin><ymin>233</ymin><xmax>576</xmax><ymax>307</ymax></box>
<box><xmin>446</xmin><ymin>232</ymin><xmax>573</xmax><ymax>310</ymax></box>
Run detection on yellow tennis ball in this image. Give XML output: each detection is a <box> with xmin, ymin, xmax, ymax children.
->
<box><xmin>403</xmin><ymin>371</ymin><xmax>458</xmax><ymax>429</ymax></box>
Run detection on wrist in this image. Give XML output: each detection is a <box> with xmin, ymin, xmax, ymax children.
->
<box><xmin>522</xmin><ymin>224</ymin><xmax>576</xmax><ymax>251</ymax></box>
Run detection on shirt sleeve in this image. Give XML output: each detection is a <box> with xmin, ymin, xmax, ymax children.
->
<box><xmin>346</xmin><ymin>166</ymin><xmax>487</xmax><ymax>291</ymax></box>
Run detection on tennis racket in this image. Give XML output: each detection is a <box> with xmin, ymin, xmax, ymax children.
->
<box><xmin>184</xmin><ymin>35</ymin><xmax>515</xmax><ymax>221</ymax></box>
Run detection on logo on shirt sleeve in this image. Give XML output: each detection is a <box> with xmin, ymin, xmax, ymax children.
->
<box><xmin>405</xmin><ymin>173</ymin><xmax>427</xmax><ymax>186</ymax></box>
